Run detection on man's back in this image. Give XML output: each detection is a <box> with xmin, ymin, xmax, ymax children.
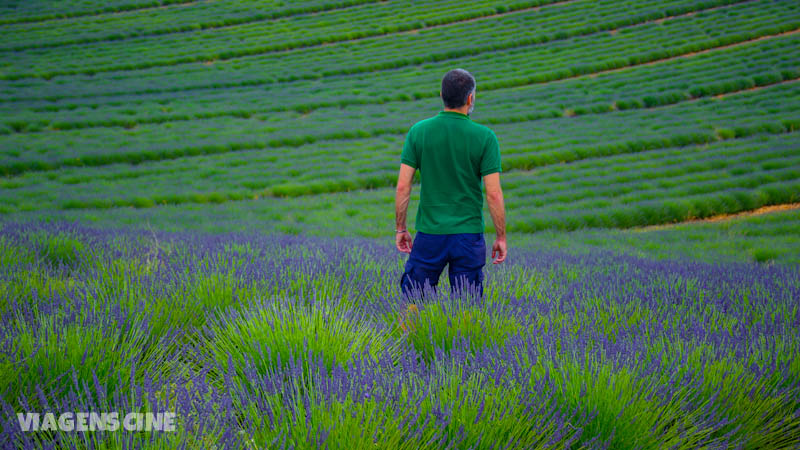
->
<box><xmin>394</xmin><ymin>68</ymin><xmax>507</xmax><ymax>298</ymax></box>
<box><xmin>400</xmin><ymin>111</ymin><xmax>501</xmax><ymax>234</ymax></box>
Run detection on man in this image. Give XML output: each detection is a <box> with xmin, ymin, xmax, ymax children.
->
<box><xmin>395</xmin><ymin>68</ymin><xmax>507</xmax><ymax>298</ymax></box>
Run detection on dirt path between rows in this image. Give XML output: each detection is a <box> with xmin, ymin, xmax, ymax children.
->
<box><xmin>636</xmin><ymin>203</ymin><xmax>800</xmax><ymax>231</ymax></box>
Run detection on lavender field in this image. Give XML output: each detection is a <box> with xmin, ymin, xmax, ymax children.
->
<box><xmin>0</xmin><ymin>221</ymin><xmax>798</xmax><ymax>449</ymax></box>
<box><xmin>3</xmin><ymin>0</ymin><xmax>800</xmax><ymax>448</ymax></box>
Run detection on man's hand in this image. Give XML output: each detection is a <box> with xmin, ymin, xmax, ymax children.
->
<box><xmin>396</xmin><ymin>231</ymin><xmax>413</xmax><ymax>253</ymax></box>
<box><xmin>491</xmin><ymin>237</ymin><xmax>507</xmax><ymax>264</ymax></box>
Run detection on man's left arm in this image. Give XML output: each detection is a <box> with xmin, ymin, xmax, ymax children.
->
<box><xmin>395</xmin><ymin>163</ymin><xmax>415</xmax><ymax>253</ymax></box>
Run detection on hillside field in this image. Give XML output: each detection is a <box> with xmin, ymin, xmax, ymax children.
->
<box><xmin>1</xmin><ymin>0</ymin><xmax>799</xmax><ymax>449</ymax></box>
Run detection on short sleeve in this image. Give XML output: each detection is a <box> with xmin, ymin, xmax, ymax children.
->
<box><xmin>400</xmin><ymin>128</ymin><xmax>418</xmax><ymax>169</ymax></box>
<box><xmin>479</xmin><ymin>130</ymin><xmax>502</xmax><ymax>176</ymax></box>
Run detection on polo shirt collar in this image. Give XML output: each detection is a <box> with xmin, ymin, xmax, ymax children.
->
<box><xmin>439</xmin><ymin>110</ymin><xmax>470</xmax><ymax>120</ymax></box>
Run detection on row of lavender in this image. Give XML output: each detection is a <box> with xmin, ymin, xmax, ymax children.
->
<box><xmin>1</xmin><ymin>221</ymin><xmax>798</xmax><ymax>449</ymax></box>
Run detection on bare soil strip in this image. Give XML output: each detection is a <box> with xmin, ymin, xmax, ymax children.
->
<box><xmin>636</xmin><ymin>203</ymin><xmax>800</xmax><ymax>231</ymax></box>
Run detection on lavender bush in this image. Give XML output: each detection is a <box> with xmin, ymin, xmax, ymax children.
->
<box><xmin>1</xmin><ymin>221</ymin><xmax>798</xmax><ymax>449</ymax></box>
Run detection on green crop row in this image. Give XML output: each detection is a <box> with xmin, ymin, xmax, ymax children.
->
<box><xmin>9</xmin><ymin>182</ymin><xmax>800</xmax><ymax>242</ymax></box>
<box><xmin>0</xmin><ymin>134</ymin><xmax>403</xmax><ymax>211</ymax></box>
<box><xmin>4</xmin><ymin>7</ymin><xmax>794</xmax><ymax>134</ymax></box>
<box><xmin>501</xmin><ymin>133</ymin><xmax>798</xmax><ymax>194</ymax></box>
<box><xmin>10</xmin><ymin>64</ymin><xmax>796</xmax><ymax>137</ymax></box>
<box><xmin>1</xmin><ymin>0</ymin><xmax>791</xmax><ymax>112</ymax></box>
<box><xmin>2</xmin><ymin>0</ymin><xmax>570</xmax><ymax>79</ymax></box>
<box><xmin>15</xmin><ymin>193</ymin><xmax>800</xmax><ymax>262</ymax></box>
<box><xmin>3</xmin><ymin>133</ymin><xmax>798</xmax><ymax>239</ymax></box>
<box><xmin>5</xmin><ymin>0</ymin><xmax>754</xmax><ymax>84</ymax></box>
<box><xmin>1</xmin><ymin>111</ymin><xmax>797</xmax><ymax>215</ymax></box>
<box><xmin>0</xmin><ymin>0</ymin><xmax>196</xmax><ymax>26</ymax></box>
<box><xmin>44</xmin><ymin>173</ymin><xmax>399</xmax><ymax>210</ymax></box>
<box><xmin>16</xmin><ymin>133</ymin><xmax>795</xmax><ymax>211</ymax></box>
<box><xmin>500</xmin><ymin>142</ymin><xmax>800</xmax><ymax>224</ymax></box>
<box><xmin>0</xmin><ymin>0</ymin><xmax>387</xmax><ymax>51</ymax></box>
<box><xmin>502</xmin><ymin>117</ymin><xmax>800</xmax><ymax>171</ymax></box>
<box><xmin>509</xmin><ymin>179</ymin><xmax>800</xmax><ymax>232</ymax></box>
<box><xmin>5</xmin><ymin>33</ymin><xmax>798</xmax><ymax>136</ymax></box>
<box><xmin>491</xmin><ymin>80</ymin><xmax>799</xmax><ymax>163</ymax></box>
<box><xmin>502</xmin><ymin>144</ymin><xmax>799</xmax><ymax>210</ymax></box>
<box><xmin>555</xmin><ymin>208</ymin><xmax>800</xmax><ymax>265</ymax></box>
<box><xmin>2</xmin><ymin>73</ymin><xmax>796</xmax><ymax>178</ymax></box>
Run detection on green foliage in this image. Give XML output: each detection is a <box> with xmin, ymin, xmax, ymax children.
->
<box><xmin>30</xmin><ymin>233</ymin><xmax>88</xmax><ymax>271</ymax></box>
<box><xmin>400</xmin><ymin>301</ymin><xmax>523</xmax><ymax>361</ymax></box>
<box><xmin>751</xmin><ymin>247</ymin><xmax>779</xmax><ymax>263</ymax></box>
<box><xmin>205</xmin><ymin>297</ymin><xmax>398</xmax><ymax>390</ymax></box>
<box><xmin>0</xmin><ymin>307</ymin><xmax>167</xmax><ymax>411</ymax></box>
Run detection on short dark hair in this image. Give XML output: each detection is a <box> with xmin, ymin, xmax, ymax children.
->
<box><xmin>441</xmin><ymin>69</ymin><xmax>475</xmax><ymax>109</ymax></box>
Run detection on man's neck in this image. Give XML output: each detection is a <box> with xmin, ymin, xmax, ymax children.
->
<box><xmin>443</xmin><ymin>107</ymin><xmax>469</xmax><ymax>116</ymax></box>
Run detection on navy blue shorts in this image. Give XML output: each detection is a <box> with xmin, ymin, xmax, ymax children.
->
<box><xmin>400</xmin><ymin>231</ymin><xmax>486</xmax><ymax>298</ymax></box>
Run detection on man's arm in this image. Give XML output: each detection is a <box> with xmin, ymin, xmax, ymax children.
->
<box><xmin>395</xmin><ymin>163</ymin><xmax>416</xmax><ymax>253</ymax></box>
<box><xmin>483</xmin><ymin>172</ymin><xmax>507</xmax><ymax>264</ymax></box>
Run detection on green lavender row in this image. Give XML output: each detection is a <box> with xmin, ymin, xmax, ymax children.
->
<box><xmin>549</xmin><ymin>208</ymin><xmax>800</xmax><ymax>265</ymax></box>
<box><xmin>0</xmin><ymin>0</ymin><xmax>748</xmax><ymax>84</ymax></box>
<box><xmin>7</xmin><ymin>177</ymin><xmax>800</xmax><ymax>254</ymax></box>
<box><xmin>2</xmin><ymin>73</ymin><xmax>796</xmax><ymax>180</ymax></box>
<box><xmin>2</xmin><ymin>187</ymin><xmax>404</xmax><ymax>237</ymax></box>
<box><xmin>2</xmin><ymin>101</ymin><xmax>797</xmax><ymax>207</ymax></box>
<box><xmin>0</xmin><ymin>0</ymin><xmax>388</xmax><ymax>51</ymax></box>
<box><xmin>3</xmin><ymin>132</ymin><xmax>797</xmax><ymax>242</ymax></box>
<box><xmin>5</xmin><ymin>201</ymin><xmax>800</xmax><ymax>271</ymax></box>
<box><xmin>5</xmin><ymin>32</ymin><xmax>797</xmax><ymax>135</ymax></box>
<box><xmin>502</xmin><ymin>135</ymin><xmax>800</xmax><ymax>230</ymax></box>
<box><xmin>494</xmin><ymin>81</ymin><xmax>800</xmax><ymax>168</ymax></box>
<box><xmin>2</xmin><ymin>0</ymin><xmax>590</xmax><ymax>79</ymax></box>
<box><xmin>500</xmin><ymin>133</ymin><xmax>800</xmax><ymax>195</ymax></box>
<box><xmin>508</xmin><ymin>179</ymin><xmax>800</xmax><ymax>232</ymax></box>
<box><xmin>0</xmin><ymin>0</ymin><xmax>196</xmax><ymax>26</ymax></box>
<box><xmin>0</xmin><ymin>0</ymin><xmax>734</xmax><ymax>104</ymax></box>
<box><xmin>503</xmin><ymin>144</ymin><xmax>800</xmax><ymax>212</ymax></box>
<box><xmin>2</xmin><ymin>0</ymin><xmax>793</xmax><ymax>124</ymax></box>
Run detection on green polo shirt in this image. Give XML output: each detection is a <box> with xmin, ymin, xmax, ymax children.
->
<box><xmin>400</xmin><ymin>110</ymin><xmax>502</xmax><ymax>234</ymax></box>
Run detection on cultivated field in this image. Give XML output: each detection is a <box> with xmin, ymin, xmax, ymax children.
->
<box><xmin>1</xmin><ymin>0</ymin><xmax>799</xmax><ymax>448</ymax></box>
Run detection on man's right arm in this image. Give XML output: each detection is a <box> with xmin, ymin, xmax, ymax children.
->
<box><xmin>483</xmin><ymin>172</ymin><xmax>507</xmax><ymax>264</ymax></box>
